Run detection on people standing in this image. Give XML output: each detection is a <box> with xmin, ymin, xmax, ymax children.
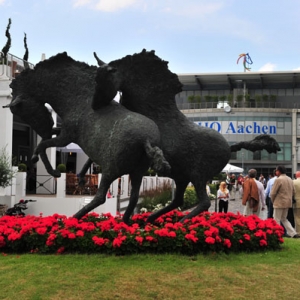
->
<box><xmin>226</xmin><ymin>174</ymin><xmax>236</xmax><ymax>200</ymax></box>
<box><xmin>206</xmin><ymin>181</ymin><xmax>211</xmax><ymax>197</ymax></box>
<box><xmin>237</xmin><ymin>173</ymin><xmax>244</xmax><ymax>199</ymax></box>
<box><xmin>259</xmin><ymin>174</ymin><xmax>266</xmax><ymax>189</ymax></box>
<box><xmin>241</xmin><ymin>169</ymin><xmax>265</xmax><ymax>216</ymax></box>
<box><xmin>270</xmin><ymin>165</ymin><xmax>300</xmax><ymax>238</ymax></box>
<box><xmin>293</xmin><ymin>171</ymin><xmax>300</xmax><ymax>233</ymax></box>
<box><xmin>217</xmin><ymin>181</ymin><xmax>230</xmax><ymax>213</ymax></box>
<box><xmin>265</xmin><ymin>169</ymin><xmax>277</xmax><ymax>219</ymax></box>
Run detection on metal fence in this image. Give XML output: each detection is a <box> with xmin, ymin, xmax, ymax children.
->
<box><xmin>177</xmin><ymin>101</ymin><xmax>300</xmax><ymax>111</ymax></box>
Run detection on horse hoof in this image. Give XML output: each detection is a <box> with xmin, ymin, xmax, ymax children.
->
<box><xmin>146</xmin><ymin>216</ymin><xmax>155</xmax><ymax>224</ymax></box>
<box><xmin>52</xmin><ymin>170</ymin><xmax>61</xmax><ymax>178</ymax></box>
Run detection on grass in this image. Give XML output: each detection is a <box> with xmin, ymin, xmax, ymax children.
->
<box><xmin>0</xmin><ymin>238</ymin><xmax>300</xmax><ymax>300</ymax></box>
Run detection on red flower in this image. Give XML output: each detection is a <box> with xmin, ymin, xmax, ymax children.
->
<box><xmin>76</xmin><ymin>230</ymin><xmax>84</xmax><ymax>237</ymax></box>
<box><xmin>56</xmin><ymin>246</ymin><xmax>65</xmax><ymax>254</ymax></box>
<box><xmin>205</xmin><ymin>237</ymin><xmax>215</xmax><ymax>244</ymax></box>
<box><xmin>243</xmin><ymin>234</ymin><xmax>251</xmax><ymax>241</ymax></box>
<box><xmin>259</xmin><ymin>239</ymin><xmax>268</xmax><ymax>247</ymax></box>
<box><xmin>145</xmin><ymin>236</ymin><xmax>157</xmax><ymax>242</ymax></box>
<box><xmin>68</xmin><ymin>232</ymin><xmax>76</xmax><ymax>239</ymax></box>
<box><xmin>185</xmin><ymin>233</ymin><xmax>198</xmax><ymax>243</ymax></box>
<box><xmin>7</xmin><ymin>232</ymin><xmax>22</xmax><ymax>241</ymax></box>
<box><xmin>35</xmin><ymin>227</ymin><xmax>48</xmax><ymax>235</ymax></box>
<box><xmin>92</xmin><ymin>236</ymin><xmax>109</xmax><ymax>246</ymax></box>
<box><xmin>46</xmin><ymin>233</ymin><xmax>57</xmax><ymax>246</ymax></box>
<box><xmin>223</xmin><ymin>239</ymin><xmax>231</xmax><ymax>248</ymax></box>
<box><xmin>112</xmin><ymin>234</ymin><xmax>127</xmax><ymax>248</ymax></box>
<box><xmin>0</xmin><ymin>236</ymin><xmax>6</xmax><ymax>248</ymax></box>
<box><xmin>135</xmin><ymin>236</ymin><xmax>144</xmax><ymax>245</ymax></box>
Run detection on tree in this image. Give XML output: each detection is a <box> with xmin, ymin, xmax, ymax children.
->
<box><xmin>0</xmin><ymin>146</ymin><xmax>17</xmax><ymax>188</ymax></box>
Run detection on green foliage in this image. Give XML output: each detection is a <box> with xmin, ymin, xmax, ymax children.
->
<box><xmin>212</xmin><ymin>95</ymin><xmax>219</xmax><ymax>102</ymax></box>
<box><xmin>182</xmin><ymin>186</ymin><xmax>198</xmax><ymax>210</ymax></box>
<box><xmin>204</xmin><ymin>95</ymin><xmax>212</xmax><ymax>102</ymax></box>
<box><xmin>236</xmin><ymin>94</ymin><xmax>243</xmax><ymax>102</ymax></box>
<box><xmin>138</xmin><ymin>182</ymin><xmax>172</xmax><ymax>212</ymax></box>
<box><xmin>262</xmin><ymin>94</ymin><xmax>269</xmax><ymax>102</ymax></box>
<box><xmin>270</xmin><ymin>94</ymin><xmax>277</xmax><ymax>102</ymax></box>
<box><xmin>1</xmin><ymin>18</ymin><xmax>11</xmax><ymax>63</ymax></box>
<box><xmin>18</xmin><ymin>163</ymin><xmax>27</xmax><ymax>172</ymax></box>
<box><xmin>227</xmin><ymin>94</ymin><xmax>233</xmax><ymax>105</ymax></box>
<box><xmin>0</xmin><ymin>146</ymin><xmax>16</xmax><ymax>188</ymax></box>
<box><xmin>255</xmin><ymin>95</ymin><xmax>261</xmax><ymax>102</ymax></box>
<box><xmin>209</xmin><ymin>184</ymin><xmax>217</xmax><ymax>196</ymax></box>
<box><xmin>0</xmin><ymin>240</ymin><xmax>299</xmax><ymax>299</ymax></box>
<box><xmin>245</xmin><ymin>94</ymin><xmax>250</xmax><ymax>101</ymax></box>
<box><xmin>187</xmin><ymin>95</ymin><xmax>201</xmax><ymax>103</ymax></box>
<box><xmin>144</xmin><ymin>168</ymin><xmax>156</xmax><ymax>176</ymax></box>
<box><xmin>0</xmin><ymin>211</ymin><xmax>284</xmax><ymax>256</ymax></box>
<box><xmin>56</xmin><ymin>164</ymin><xmax>66</xmax><ymax>173</ymax></box>
<box><xmin>219</xmin><ymin>95</ymin><xmax>227</xmax><ymax>101</ymax></box>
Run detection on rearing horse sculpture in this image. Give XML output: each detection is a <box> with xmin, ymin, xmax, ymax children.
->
<box><xmin>92</xmin><ymin>49</ymin><xmax>280</xmax><ymax>223</ymax></box>
<box><xmin>8</xmin><ymin>52</ymin><xmax>171</xmax><ymax>223</ymax></box>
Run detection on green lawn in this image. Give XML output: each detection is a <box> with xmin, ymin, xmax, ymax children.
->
<box><xmin>0</xmin><ymin>238</ymin><xmax>299</xmax><ymax>300</ymax></box>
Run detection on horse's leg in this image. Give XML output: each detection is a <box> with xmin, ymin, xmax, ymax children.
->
<box><xmin>73</xmin><ymin>174</ymin><xmax>112</xmax><ymax>219</ymax></box>
<box><xmin>180</xmin><ymin>181</ymin><xmax>211</xmax><ymax>222</ymax></box>
<box><xmin>31</xmin><ymin>134</ymin><xmax>72</xmax><ymax>177</ymax></box>
<box><xmin>146</xmin><ymin>181</ymin><xmax>188</xmax><ymax>224</ymax></box>
<box><xmin>122</xmin><ymin>172</ymin><xmax>143</xmax><ymax>225</ymax></box>
<box><xmin>77</xmin><ymin>158</ymin><xmax>93</xmax><ymax>186</ymax></box>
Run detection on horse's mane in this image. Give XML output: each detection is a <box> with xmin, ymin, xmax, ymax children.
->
<box><xmin>34</xmin><ymin>52</ymin><xmax>94</xmax><ymax>72</ymax></box>
<box><xmin>10</xmin><ymin>52</ymin><xmax>97</xmax><ymax>101</ymax></box>
<box><xmin>110</xmin><ymin>49</ymin><xmax>182</xmax><ymax>103</ymax></box>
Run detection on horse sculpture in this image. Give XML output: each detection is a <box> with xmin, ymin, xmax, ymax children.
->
<box><xmin>8</xmin><ymin>52</ymin><xmax>171</xmax><ymax>223</ymax></box>
<box><xmin>92</xmin><ymin>49</ymin><xmax>281</xmax><ymax>223</ymax></box>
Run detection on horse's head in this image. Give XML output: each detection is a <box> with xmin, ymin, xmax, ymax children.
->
<box><xmin>92</xmin><ymin>65</ymin><xmax>120</xmax><ymax>110</ymax></box>
<box><xmin>109</xmin><ymin>49</ymin><xmax>183</xmax><ymax>106</ymax></box>
<box><xmin>92</xmin><ymin>49</ymin><xmax>183</xmax><ymax>110</ymax></box>
<box><xmin>8</xmin><ymin>72</ymin><xmax>54</xmax><ymax>139</ymax></box>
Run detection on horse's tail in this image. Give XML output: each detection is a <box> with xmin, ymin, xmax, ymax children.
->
<box><xmin>144</xmin><ymin>140</ymin><xmax>171</xmax><ymax>175</ymax></box>
<box><xmin>230</xmin><ymin>134</ymin><xmax>281</xmax><ymax>154</ymax></box>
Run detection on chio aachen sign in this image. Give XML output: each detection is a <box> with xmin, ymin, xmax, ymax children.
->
<box><xmin>195</xmin><ymin>121</ymin><xmax>276</xmax><ymax>135</ymax></box>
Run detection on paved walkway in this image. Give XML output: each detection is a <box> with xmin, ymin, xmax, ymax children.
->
<box><xmin>208</xmin><ymin>190</ymin><xmax>268</xmax><ymax>220</ymax></box>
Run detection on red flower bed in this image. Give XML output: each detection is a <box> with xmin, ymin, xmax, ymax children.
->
<box><xmin>0</xmin><ymin>210</ymin><xmax>284</xmax><ymax>255</ymax></box>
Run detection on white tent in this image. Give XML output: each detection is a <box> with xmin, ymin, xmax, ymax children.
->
<box><xmin>57</xmin><ymin>143</ymin><xmax>84</xmax><ymax>153</ymax></box>
<box><xmin>222</xmin><ymin>163</ymin><xmax>243</xmax><ymax>173</ymax></box>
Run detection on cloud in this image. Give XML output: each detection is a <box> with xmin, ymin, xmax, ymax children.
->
<box><xmin>95</xmin><ymin>0</ymin><xmax>138</xmax><ymax>11</ymax></box>
<box><xmin>258</xmin><ymin>63</ymin><xmax>276</xmax><ymax>72</ymax></box>
<box><xmin>162</xmin><ymin>2</ymin><xmax>224</xmax><ymax>17</ymax></box>
<box><xmin>0</xmin><ymin>0</ymin><xmax>6</xmax><ymax>4</ymax></box>
<box><xmin>293</xmin><ymin>67</ymin><xmax>300</xmax><ymax>71</ymax></box>
<box><xmin>73</xmin><ymin>0</ymin><xmax>92</xmax><ymax>7</ymax></box>
<box><xmin>73</xmin><ymin>0</ymin><xmax>138</xmax><ymax>11</ymax></box>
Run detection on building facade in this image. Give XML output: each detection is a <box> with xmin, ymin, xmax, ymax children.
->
<box><xmin>2</xmin><ymin>55</ymin><xmax>300</xmax><ymax>180</ymax></box>
<box><xmin>176</xmin><ymin>71</ymin><xmax>300</xmax><ymax>178</ymax></box>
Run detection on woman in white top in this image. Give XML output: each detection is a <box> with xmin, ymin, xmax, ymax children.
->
<box><xmin>217</xmin><ymin>181</ymin><xmax>230</xmax><ymax>213</ymax></box>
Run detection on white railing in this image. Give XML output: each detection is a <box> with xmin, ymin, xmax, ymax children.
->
<box><xmin>0</xmin><ymin>52</ymin><xmax>34</xmax><ymax>79</ymax></box>
<box><xmin>0</xmin><ymin>172</ymin><xmax>173</xmax><ymax>218</ymax></box>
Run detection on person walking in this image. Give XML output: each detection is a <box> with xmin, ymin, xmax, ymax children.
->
<box><xmin>265</xmin><ymin>169</ymin><xmax>277</xmax><ymax>219</ymax></box>
<box><xmin>241</xmin><ymin>169</ymin><xmax>265</xmax><ymax>216</ymax></box>
<box><xmin>293</xmin><ymin>171</ymin><xmax>300</xmax><ymax>233</ymax></box>
<box><xmin>270</xmin><ymin>165</ymin><xmax>300</xmax><ymax>238</ymax></box>
<box><xmin>217</xmin><ymin>181</ymin><xmax>230</xmax><ymax>213</ymax></box>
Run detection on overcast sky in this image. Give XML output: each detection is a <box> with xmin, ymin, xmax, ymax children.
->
<box><xmin>1</xmin><ymin>0</ymin><xmax>300</xmax><ymax>73</ymax></box>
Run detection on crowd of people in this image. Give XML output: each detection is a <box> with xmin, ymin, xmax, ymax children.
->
<box><xmin>216</xmin><ymin>165</ymin><xmax>300</xmax><ymax>238</ymax></box>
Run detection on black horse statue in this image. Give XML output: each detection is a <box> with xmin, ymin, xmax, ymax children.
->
<box><xmin>8</xmin><ymin>52</ymin><xmax>171</xmax><ymax>223</ymax></box>
<box><xmin>92</xmin><ymin>49</ymin><xmax>280</xmax><ymax>223</ymax></box>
